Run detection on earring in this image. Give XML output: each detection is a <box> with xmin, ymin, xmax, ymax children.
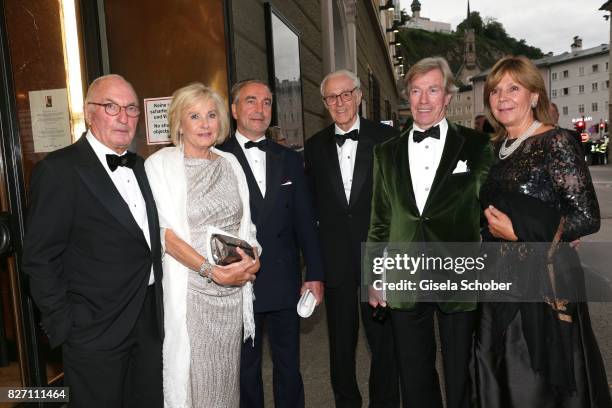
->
<box><xmin>531</xmin><ymin>100</ymin><xmax>537</xmax><ymax>109</ymax></box>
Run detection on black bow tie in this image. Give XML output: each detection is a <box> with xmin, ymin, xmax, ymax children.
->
<box><xmin>335</xmin><ymin>129</ymin><xmax>359</xmax><ymax>147</ymax></box>
<box><xmin>245</xmin><ymin>139</ymin><xmax>270</xmax><ymax>152</ymax></box>
<box><xmin>413</xmin><ymin>125</ymin><xmax>440</xmax><ymax>143</ymax></box>
<box><xmin>106</xmin><ymin>152</ymin><xmax>137</xmax><ymax>172</ymax></box>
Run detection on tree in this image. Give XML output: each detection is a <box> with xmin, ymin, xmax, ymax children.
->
<box><xmin>457</xmin><ymin>11</ymin><xmax>484</xmax><ymax>35</ymax></box>
<box><xmin>400</xmin><ymin>8</ymin><xmax>410</xmax><ymax>25</ymax></box>
<box><xmin>483</xmin><ymin>19</ymin><xmax>507</xmax><ymax>41</ymax></box>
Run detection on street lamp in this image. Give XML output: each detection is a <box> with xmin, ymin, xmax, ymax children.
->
<box><xmin>379</xmin><ymin>0</ymin><xmax>395</xmax><ymax>11</ymax></box>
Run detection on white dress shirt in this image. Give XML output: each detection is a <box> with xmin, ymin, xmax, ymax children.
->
<box><xmin>335</xmin><ymin>116</ymin><xmax>360</xmax><ymax>203</ymax></box>
<box><xmin>86</xmin><ymin>131</ymin><xmax>154</xmax><ymax>285</ymax></box>
<box><xmin>235</xmin><ymin>131</ymin><xmax>267</xmax><ymax>197</ymax></box>
<box><xmin>408</xmin><ymin>118</ymin><xmax>448</xmax><ymax>214</ymax></box>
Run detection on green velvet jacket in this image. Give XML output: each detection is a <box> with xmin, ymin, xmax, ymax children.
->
<box><xmin>366</xmin><ymin>122</ymin><xmax>493</xmax><ymax>312</ymax></box>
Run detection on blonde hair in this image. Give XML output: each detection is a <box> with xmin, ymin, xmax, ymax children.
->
<box><xmin>484</xmin><ymin>55</ymin><xmax>553</xmax><ymax>141</ymax></box>
<box><xmin>168</xmin><ymin>82</ymin><xmax>230</xmax><ymax>146</ymax></box>
<box><xmin>406</xmin><ymin>57</ymin><xmax>458</xmax><ymax>95</ymax></box>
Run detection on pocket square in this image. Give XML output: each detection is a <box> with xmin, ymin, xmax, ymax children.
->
<box><xmin>452</xmin><ymin>160</ymin><xmax>469</xmax><ymax>174</ymax></box>
<box><xmin>281</xmin><ymin>180</ymin><xmax>293</xmax><ymax>186</ymax></box>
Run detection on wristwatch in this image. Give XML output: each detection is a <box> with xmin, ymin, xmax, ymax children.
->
<box><xmin>198</xmin><ymin>260</ymin><xmax>214</xmax><ymax>283</ymax></box>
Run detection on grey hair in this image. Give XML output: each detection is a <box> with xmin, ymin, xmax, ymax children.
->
<box><xmin>320</xmin><ymin>69</ymin><xmax>361</xmax><ymax>95</ymax></box>
<box><xmin>405</xmin><ymin>57</ymin><xmax>458</xmax><ymax>95</ymax></box>
<box><xmin>230</xmin><ymin>79</ymin><xmax>272</xmax><ymax>104</ymax></box>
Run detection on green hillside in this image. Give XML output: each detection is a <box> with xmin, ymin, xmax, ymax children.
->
<box><xmin>397</xmin><ymin>11</ymin><xmax>544</xmax><ymax>82</ymax></box>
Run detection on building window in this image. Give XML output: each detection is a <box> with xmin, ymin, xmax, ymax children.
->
<box><xmin>579</xmin><ymin>66</ymin><xmax>584</xmax><ymax>76</ymax></box>
<box><xmin>592</xmin><ymin>102</ymin><xmax>598</xmax><ymax>112</ymax></box>
<box><xmin>551</xmin><ymin>89</ymin><xmax>558</xmax><ymax>98</ymax></box>
<box><xmin>562</xmin><ymin>87</ymin><xmax>569</xmax><ymax>95</ymax></box>
<box><xmin>578</xmin><ymin>104</ymin><xmax>585</xmax><ymax>114</ymax></box>
<box><xmin>563</xmin><ymin>70</ymin><xmax>569</xmax><ymax>78</ymax></box>
<box><xmin>607</xmin><ymin>62</ymin><xmax>609</xmax><ymax>71</ymax></box>
<box><xmin>578</xmin><ymin>85</ymin><xmax>584</xmax><ymax>94</ymax></box>
<box><xmin>606</xmin><ymin>80</ymin><xmax>610</xmax><ymax>89</ymax></box>
<box><xmin>552</xmin><ymin>72</ymin><xmax>558</xmax><ymax>80</ymax></box>
<box><xmin>593</xmin><ymin>64</ymin><xmax>599</xmax><ymax>73</ymax></box>
<box><xmin>562</xmin><ymin>106</ymin><xmax>568</xmax><ymax>115</ymax></box>
<box><xmin>592</xmin><ymin>82</ymin><xmax>598</xmax><ymax>92</ymax></box>
<box><xmin>456</xmin><ymin>94</ymin><xmax>461</xmax><ymax>102</ymax></box>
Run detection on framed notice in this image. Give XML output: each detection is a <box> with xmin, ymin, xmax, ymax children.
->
<box><xmin>264</xmin><ymin>3</ymin><xmax>304</xmax><ymax>151</ymax></box>
<box><xmin>144</xmin><ymin>97</ymin><xmax>172</xmax><ymax>145</ymax></box>
<box><xmin>28</xmin><ymin>88</ymin><xmax>71</xmax><ymax>153</ymax></box>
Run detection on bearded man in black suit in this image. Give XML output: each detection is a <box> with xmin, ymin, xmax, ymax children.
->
<box><xmin>304</xmin><ymin>69</ymin><xmax>399</xmax><ymax>408</ymax></box>
<box><xmin>23</xmin><ymin>74</ymin><xmax>163</xmax><ymax>408</ymax></box>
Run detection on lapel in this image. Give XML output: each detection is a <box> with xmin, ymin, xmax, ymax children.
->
<box><xmin>422</xmin><ymin>122</ymin><xmax>465</xmax><ymax>213</ymax></box>
<box><xmin>349</xmin><ymin>120</ymin><xmax>373</xmax><ymax>207</ymax></box>
<box><xmin>259</xmin><ymin>144</ymin><xmax>283</xmax><ymax>224</ymax></box>
<box><xmin>133</xmin><ymin>158</ymin><xmax>160</xmax><ymax>255</ymax></box>
<box><xmin>225</xmin><ymin>137</ymin><xmax>264</xmax><ymax>209</ymax></box>
<box><xmin>73</xmin><ymin>137</ymin><xmax>148</xmax><ymax>245</ymax></box>
<box><xmin>323</xmin><ymin>126</ymin><xmax>349</xmax><ymax>208</ymax></box>
<box><xmin>393</xmin><ymin>132</ymin><xmax>419</xmax><ymax>215</ymax></box>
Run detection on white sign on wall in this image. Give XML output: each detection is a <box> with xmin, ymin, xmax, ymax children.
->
<box><xmin>144</xmin><ymin>97</ymin><xmax>172</xmax><ymax>145</ymax></box>
<box><xmin>29</xmin><ymin>88</ymin><xmax>71</xmax><ymax>153</ymax></box>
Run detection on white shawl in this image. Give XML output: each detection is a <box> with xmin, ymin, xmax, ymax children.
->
<box><xmin>145</xmin><ymin>146</ymin><xmax>259</xmax><ymax>408</ymax></box>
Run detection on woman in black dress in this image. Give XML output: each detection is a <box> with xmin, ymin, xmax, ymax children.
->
<box><xmin>474</xmin><ymin>55</ymin><xmax>612</xmax><ymax>407</ymax></box>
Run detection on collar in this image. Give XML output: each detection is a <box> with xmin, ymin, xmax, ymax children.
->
<box><xmin>235</xmin><ymin>130</ymin><xmax>266</xmax><ymax>149</ymax></box>
<box><xmin>412</xmin><ymin>117</ymin><xmax>448</xmax><ymax>134</ymax></box>
<box><xmin>86</xmin><ymin>130</ymin><xmax>131</xmax><ymax>171</ymax></box>
<box><xmin>334</xmin><ymin>115</ymin><xmax>360</xmax><ymax>135</ymax></box>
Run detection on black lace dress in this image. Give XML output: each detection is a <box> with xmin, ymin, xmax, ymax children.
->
<box><xmin>474</xmin><ymin>128</ymin><xmax>612</xmax><ymax>407</ymax></box>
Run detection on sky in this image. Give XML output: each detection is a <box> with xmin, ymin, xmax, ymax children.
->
<box><xmin>398</xmin><ymin>0</ymin><xmax>610</xmax><ymax>55</ymax></box>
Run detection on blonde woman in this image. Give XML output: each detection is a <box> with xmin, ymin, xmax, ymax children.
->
<box><xmin>145</xmin><ymin>83</ymin><xmax>260</xmax><ymax>407</ymax></box>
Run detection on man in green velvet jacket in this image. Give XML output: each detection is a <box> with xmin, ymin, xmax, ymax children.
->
<box><xmin>367</xmin><ymin>57</ymin><xmax>492</xmax><ymax>408</ymax></box>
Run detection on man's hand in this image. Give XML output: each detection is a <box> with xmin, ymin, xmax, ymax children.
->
<box><xmin>484</xmin><ymin>205</ymin><xmax>518</xmax><ymax>241</ymax></box>
<box><xmin>301</xmin><ymin>280</ymin><xmax>324</xmax><ymax>305</ymax></box>
<box><xmin>213</xmin><ymin>247</ymin><xmax>260</xmax><ymax>286</ymax></box>
<box><xmin>368</xmin><ymin>285</ymin><xmax>386</xmax><ymax>308</ymax></box>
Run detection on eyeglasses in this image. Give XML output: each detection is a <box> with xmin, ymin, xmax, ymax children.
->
<box><xmin>88</xmin><ymin>102</ymin><xmax>140</xmax><ymax>118</ymax></box>
<box><xmin>323</xmin><ymin>87</ymin><xmax>358</xmax><ymax>106</ymax></box>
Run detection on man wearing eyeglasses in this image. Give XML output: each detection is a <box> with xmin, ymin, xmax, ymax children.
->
<box><xmin>304</xmin><ymin>69</ymin><xmax>399</xmax><ymax>408</ymax></box>
<box><xmin>23</xmin><ymin>74</ymin><xmax>163</xmax><ymax>408</ymax></box>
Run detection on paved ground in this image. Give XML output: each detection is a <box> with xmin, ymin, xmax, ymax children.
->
<box><xmin>260</xmin><ymin>163</ymin><xmax>612</xmax><ymax>407</ymax></box>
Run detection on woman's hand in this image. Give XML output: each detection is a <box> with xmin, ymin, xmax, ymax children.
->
<box><xmin>213</xmin><ymin>247</ymin><xmax>260</xmax><ymax>286</ymax></box>
<box><xmin>484</xmin><ymin>205</ymin><xmax>518</xmax><ymax>241</ymax></box>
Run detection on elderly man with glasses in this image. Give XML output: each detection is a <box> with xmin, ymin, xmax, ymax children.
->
<box><xmin>23</xmin><ymin>74</ymin><xmax>163</xmax><ymax>408</ymax></box>
<box><xmin>304</xmin><ymin>69</ymin><xmax>400</xmax><ymax>408</ymax></box>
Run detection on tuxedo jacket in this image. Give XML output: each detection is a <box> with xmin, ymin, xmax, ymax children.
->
<box><xmin>23</xmin><ymin>136</ymin><xmax>163</xmax><ymax>349</ymax></box>
<box><xmin>367</xmin><ymin>122</ymin><xmax>493</xmax><ymax>311</ymax></box>
<box><xmin>218</xmin><ymin>137</ymin><xmax>323</xmax><ymax>313</ymax></box>
<box><xmin>304</xmin><ymin>118</ymin><xmax>399</xmax><ymax>288</ymax></box>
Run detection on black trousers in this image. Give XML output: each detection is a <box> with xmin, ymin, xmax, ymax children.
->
<box><xmin>63</xmin><ymin>285</ymin><xmax>163</xmax><ymax>408</ymax></box>
<box><xmin>325</xmin><ymin>284</ymin><xmax>399</xmax><ymax>408</ymax></box>
<box><xmin>240</xmin><ymin>308</ymin><xmax>304</xmax><ymax>408</ymax></box>
<box><xmin>390</xmin><ymin>304</ymin><xmax>475</xmax><ymax>408</ymax></box>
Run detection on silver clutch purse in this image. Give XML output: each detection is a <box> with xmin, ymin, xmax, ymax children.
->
<box><xmin>210</xmin><ymin>233</ymin><xmax>255</xmax><ymax>265</ymax></box>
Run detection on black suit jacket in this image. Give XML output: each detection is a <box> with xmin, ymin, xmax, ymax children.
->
<box><xmin>304</xmin><ymin>118</ymin><xmax>398</xmax><ymax>288</ymax></box>
<box><xmin>218</xmin><ymin>137</ymin><xmax>324</xmax><ymax>313</ymax></box>
<box><xmin>23</xmin><ymin>136</ymin><xmax>163</xmax><ymax>349</ymax></box>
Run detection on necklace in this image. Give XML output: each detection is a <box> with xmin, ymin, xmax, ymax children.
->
<box><xmin>498</xmin><ymin>120</ymin><xmax>541</xmax><ymax>160</ymax></box>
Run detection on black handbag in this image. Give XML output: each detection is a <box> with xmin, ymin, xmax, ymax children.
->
<box><xmin>210</xmin><ymin>233</ymin><xmax>255</xmax><ymax>265</ymax></box>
